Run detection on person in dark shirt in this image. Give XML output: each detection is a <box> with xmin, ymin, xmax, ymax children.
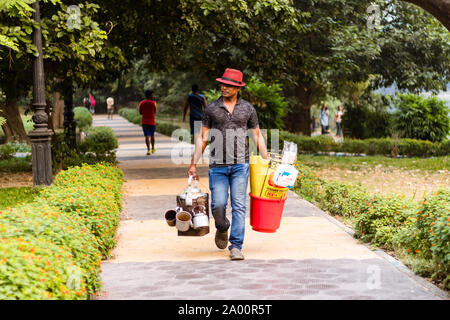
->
<box><xmin>183</xmin><ymin>84</ymin><xmax>207</xmax><ymax>137</ymax></box>
<box><xmin>139</xmin><ymin>90</ymin><xmax>157</xmax><ymax>155</ymax></box>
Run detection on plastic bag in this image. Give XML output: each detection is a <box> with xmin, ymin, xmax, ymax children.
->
<box><xmin>281</xmin><ymin>141</ymin><xmax>297</xmax><ymax>164</ymax></box>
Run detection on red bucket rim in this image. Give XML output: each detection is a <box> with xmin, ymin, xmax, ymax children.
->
<box><xmin>249</xmin><ymin>192</ymin><xmax>286</xmax><ymax>202</ymax></box>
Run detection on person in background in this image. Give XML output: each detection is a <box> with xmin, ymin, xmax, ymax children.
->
<box><xmin>106</xmin><ymin>96</ymin><xmax>114</xmax><ymax>120</ymax></box>
<box><xmin>139</xmin><ymin>90</ymin><xmax>157</xmax><ymax>155</ymax></box>
<box><xmin>89</xmin><ymin>93</ymin><xmax>96</xmax><ymax>115</ymax></box>
<box><xmin>311</xmin><ymin>114</ymin><xmax>316</xmax><ymax>132</ymax></box>
<box><xmin>83</xmin><ymin>96</ymin><xmax>91</xmax><ymax>110</ymax></box>
<box><xmin>335</xmin><ymin>105</ymin><xmax>344</xmax><ymax>137</ymax></box>
<box><xmin>183</xmin><ymin>84</ymin><xmax>207</xmax><ymax>139</ymax></box>
<box><xmin>320</xmin><ymin>103</ymin><xmax>329</xmax><ymax>135</ymax></box>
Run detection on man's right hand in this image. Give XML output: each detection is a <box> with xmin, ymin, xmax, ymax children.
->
<box><xmin>187</xmin><ymin>164</ymin><xmax>199</xmax><ymax>181</ymax></box>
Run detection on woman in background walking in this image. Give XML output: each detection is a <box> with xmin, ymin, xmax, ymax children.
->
<box><xmin>335</xmin><ymin>105</ymin><xmax>344</xmax><ymax>137</ymax></box>
<box><xmin>320</xmin><ymin>104</ymin><xmax>329</xmax><ymax>135</ymax></box>
<box><xmin>89</xmin><ymin>93</ymin><xmax>96</xmax><ymax>115</ymax></box>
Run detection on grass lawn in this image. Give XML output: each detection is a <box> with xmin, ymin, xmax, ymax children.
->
<box><xmin>299</xmin><ymin>155</ymin><xmax>449</xmax><ymax>172</ymax></box>
<box><xmin>157</xmin><ymin>114</ymin><xmax>189</xmax><ymax>130</ymax></box>
<box><xmin>299</xmin><ymin>155</ymin><xmax>449</xmax><ymax>201</ymax></box>
<box><xmin>0</xmin><ymin>186</ymin><xmax>41</xmax><ymax>209</ymax></box>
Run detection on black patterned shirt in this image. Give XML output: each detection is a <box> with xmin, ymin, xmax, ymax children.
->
<box><xmin>202</xmin><ymin>96</ymin><xmax>259</xmax><ymax>167</ymax></box>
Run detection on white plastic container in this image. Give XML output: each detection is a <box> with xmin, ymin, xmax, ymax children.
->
<box><xmin>272</xmin><ymin>164</ymin><xmax>299</xmax><ymax>189</ymax></box>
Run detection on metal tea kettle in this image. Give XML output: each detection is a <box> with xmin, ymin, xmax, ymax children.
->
<box><xmin>179</xmin><ymin>176</ymin><xmax>207</xmax><ymax>206</ymax></box>
<box><xmin>192</xmin><ymin>205</ymin><xmax>209</xmax><ymax>229</ymax></box>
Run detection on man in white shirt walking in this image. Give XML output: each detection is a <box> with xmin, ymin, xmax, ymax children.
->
<box><xmin>107</xmin><ymin>97</ymin><xmax>114</xmax><ymax>120</ymax></box>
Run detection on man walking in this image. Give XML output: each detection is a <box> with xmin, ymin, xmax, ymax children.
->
<box><xmin>106</xmin><ymin>96</ymin><xmax>114</xmax><ymax>120</ymax></box>
<box><xmin>183</xmin><ymin>84</ymin><xmax>207</xmax><ymax>138</ymax></box>
<box><xmin>187</xmin><ymin>68</ymin><xmax>268</xmax><ymax>261</ymax></box>
<box><xmin>139</xmin><ymin>90</ymin><xmax>157</xmax><ymax>155</ymax></box>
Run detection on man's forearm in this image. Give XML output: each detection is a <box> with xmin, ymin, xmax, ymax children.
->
<box><xmin>191</xmin><ymin>133</ymin><xmax>207</xmax><ymax>166</ymax></box>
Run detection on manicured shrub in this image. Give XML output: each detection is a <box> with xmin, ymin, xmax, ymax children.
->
<box><xmin>393</xmin><ymin>94</ymin><xmax>449</xmax><ymax>142</ymax></box>
<box><xmin>437</xmin><ymin>140</ymin><xmax>450</xmax><ymax>156</ymax></box>
<box><xmin>41</xmin><ymin>164</ymin><xmax>123</xmax><ymax>258</ymax></box>
<box><xmin>292</xmin><ymin>161</ymin><xmax>326</xmax><ymax>204</ymax></box>
<box><xmin>157</xmin><ymin>122</ymin><xmax>183</xmax><ymax>138</ymax></box>
<box><xmin>397</xmin><ymin>139</ymin><xmax>437</xmax><ymax>158</ymax></box>
<box><xmin>281</xmin><ymin>132</ymin><xmax>337</xmax><ymax>154</ymax></box>
<box><xmin>52</xmin><ymin>163</ymin><xmax>123</xmax><ymax>205</ymax></box>
<box><xmin>82</xmin><ymin>126</ymin><xmax>118</xmax><ymax>155</ymax></box>
<box><xmin>394</xmin><ymin>190</ymin><xmax>450</xmax><ymax>288</ymax></box>
<box><xmin>73</xmin><ymin>107</ymin><xmax>93</xmax><ymax>132</ymax></box>
<box><xmin>0</xmin><ymin>143</ymin><xmax>16</xmax><ymax>160</ymax></box>
<box><xmin>0</xmin><ymin>237</ymin><xmax>86</xmax><ymax>300</ymax></box>
<box><xmin>0</xmin><ymin>201</ymin><xmax>102</xmax><ymax>295</ymax></box>
<box><xmin>0</xmin><ymin>163</ymin><xmax>123</xmax><ymax>299</ymax></box>
<box><xmin>118</xmin><ymin>107</ymin><xmax>141</xmax><ymax>125</ymax></box>
<box><xmin>53</xmin><ymin>125</ymin><xmax>118</xmax><ymax>170</ymax></box>
<box><xmin>281</xmin><ymin>132</ymin><xmax>449</xmax><ymax>157</ymax></box>
<box><xmin>363</xmin><ymin>138</ymin><xmax>394</xmax><ymax>156</ymax></box>
<box><xmin>322</xmin><ymin>181</ymin><xmax>370</xmax><ymax>218</ymax></box>
<box><xmin>353</xmin><ymin>195</ymin><xmax>414</xmax><ymax>249</ymax></box>
<box><xmin>340</xmin><ymin>139</ymin><xmax>368</xmax><ymax>154</ymax></box>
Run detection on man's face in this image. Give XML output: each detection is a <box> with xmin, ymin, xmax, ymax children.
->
<box><xmin>221</xmin><ymin>84</ymin><xmax>240</xmax><ymax>98</ymax></box>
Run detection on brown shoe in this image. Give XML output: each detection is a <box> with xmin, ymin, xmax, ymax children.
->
<box><xmin>215</xmin><ymin>230</ymin><xmax>228</xmax><ymax>249</ymax></box>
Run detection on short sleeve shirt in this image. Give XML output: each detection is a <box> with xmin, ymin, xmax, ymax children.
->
<box><xmin>188</xmin><ymin>94</ymin><xmax>205</xmax><ymax>119</ymax></box>
<box><xmin>139</xmin><ymin>100</ymin><xmax>157</xmax><ymax>125</ymax></box>
<box><xmin>202</xmin><ymin>96</ymin><xmax>259</xmax><ymax>166</ymax></box>
<box><xmin>106</xmin><ymin>97</ymin><xmax>114</xmax><ymax>109</ymax></box>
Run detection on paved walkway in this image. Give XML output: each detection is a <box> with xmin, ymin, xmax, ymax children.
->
<box><xmin>93</xmin><ymin>115</ymin><xmax>448</xmax><ymax>300</ymax></box>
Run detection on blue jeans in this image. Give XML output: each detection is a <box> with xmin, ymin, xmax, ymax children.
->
<box><xmin>208</xmin><ymin>163</ymin><xmax>249</xmax><ymax>251</ymax></box>
<box><xmin>336</xmin><ymin>122</ymin><xmax>342</xmax><ymax>136</ymax></box>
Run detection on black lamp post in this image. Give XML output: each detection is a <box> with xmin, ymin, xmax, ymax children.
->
<box><xmin>28</xmin><ymin>1</ymin><xmax>53</xmax><ymax>186</ymax></box>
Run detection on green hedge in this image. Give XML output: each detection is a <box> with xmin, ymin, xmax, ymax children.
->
<box><xmin>292</xmin><ymin>161</ymin><xmax>450</xmax><ymax>289</ymax></box>
<box><xmin>119</xmin><ymin>107</ymin><xmax>182</xmax><ymax>138</ymax></box>
<box><xmin>74</xmin><ymin>107</ymin><xmax>93</xmax><ymax>132</ymax></box>
<box><xmin>280</xmin><ymin>131</ymin><xmax>449</xmax><ymax>157</ymax></box>
<box><xmin>52</xmin><ymin>126</ymin><xmax>118</xmax><ymax>170</ymax></box>
<box><xmin>118</xmin><ymin>107</ymin><xmax>141</xmax><ymax>125</ymax></box>
<box><xmin>0</xmin><ymin>163</ymin><xmax>123</xmax><ymax>299</ymax></box>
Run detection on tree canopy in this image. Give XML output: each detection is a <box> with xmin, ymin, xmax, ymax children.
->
<box><xmin>1</xmin><ymin>0</ymin><xmax>449</xmax><ymax>140</ymax></box>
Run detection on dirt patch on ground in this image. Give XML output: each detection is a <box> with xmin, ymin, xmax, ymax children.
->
<box><xmin>0</xmin><ymin>172</ymin><xmax>34</xmax><ymax>188</ymax></box>
<box><xmin>316</xmin><ymin>167</ymin><xmax>449</xmax><ymax>202</ymax></box>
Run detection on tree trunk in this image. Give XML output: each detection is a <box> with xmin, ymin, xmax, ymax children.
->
<box><xmin>285</xmin><ymin>85</ymin><xmax>313</xmax><ymax>136</ymax></box>
<box><xmin>62</xmin><ymin>81</ymin><xmax>76</xmax><ymax>149</ymax></box>
<box><xmin>52</xmin><ymin>91</ymin><xmax>65</xmax><ymax>130</ymax></box>
<box><xmin>1</xmin><ymin>99</ymin><xmax>29</xmax><ymax>143</ymax></box>
<box><xmin>1</xmin><ymin>73</ymin><xmax>29</xmax><ymax>143</ymax></box>
<box><xmin>401</xmin><ymin>0</ymin><xmax>450</xmax><ymax>31</ymax></box>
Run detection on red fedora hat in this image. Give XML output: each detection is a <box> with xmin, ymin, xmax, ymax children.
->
<box><xmin>216</xmin><ymin>68</ymin><xmax>245</xmax><ymax>87</ymax></box>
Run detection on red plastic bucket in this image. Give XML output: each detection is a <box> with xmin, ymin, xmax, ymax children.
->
<box><xmin>249</xmin><ymin>193</ymin><xmax>286</xmax><ymax>233</ymax></box>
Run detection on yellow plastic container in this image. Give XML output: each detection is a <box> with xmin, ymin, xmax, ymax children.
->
<box><xmin>250</xmin><ymin>155</ymin><xmax>288</xmax><ymax>200</ymax></box>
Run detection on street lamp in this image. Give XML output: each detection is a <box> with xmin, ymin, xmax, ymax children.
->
<box><xmin>28</xmin><ymin>1</ymin><xmax>53</xmax><ymax>186</ymax></box>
